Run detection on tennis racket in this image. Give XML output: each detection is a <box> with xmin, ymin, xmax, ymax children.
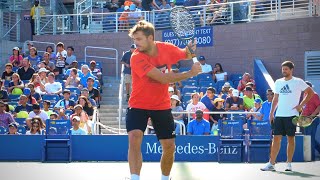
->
<box><xmin>292</xmin><ymin>115</ymin><xmax>319</xmax><ymax>127</ymax></box>
<box><xmin>169</xmin><ymin>6</ymin><xmax>198</xmax><ymax>63</ymax></box>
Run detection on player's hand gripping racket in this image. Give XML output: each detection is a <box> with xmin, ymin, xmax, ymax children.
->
<box><xmin>169</xmin><ymin>6</ymin><xmax>198</xmax><ymax>63</ymax></box>
<box><xmin>292</xmin><ymin>115</ymin><xmax>319</xmax><ymax>127</ymax></box>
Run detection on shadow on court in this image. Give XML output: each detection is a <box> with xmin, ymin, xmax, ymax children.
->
<box><xmin>275</xmin><ymin>171</ymin><xmax>319</xmax><ymax>178</ymax></box>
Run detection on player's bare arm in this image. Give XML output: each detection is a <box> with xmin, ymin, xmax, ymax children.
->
<box><xmin>293</xmin><ymin>87</ymin><xmax>314</xmax><ymax>112</ymax></box>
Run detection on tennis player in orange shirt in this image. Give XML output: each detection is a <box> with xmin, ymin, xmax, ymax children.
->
<box><xmin>126</xmin><ymin>20</ymin><xmax>202</xmax><ymax>180</ymax></box>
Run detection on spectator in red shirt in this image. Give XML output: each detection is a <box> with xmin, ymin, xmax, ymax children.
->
<box><xmin>237</xmin><ymin>72</ymin><xmax>255</xmax><ymax>92</ymax></box>
<box><xmin>301</xmin><ymin>81</ymin><xmax>320</xmax><ymax>160</ymax></box>
<box><xmin>126</xmin><ymin>20</ymin><xmax>201</xmax><ymax>180</ymax></box>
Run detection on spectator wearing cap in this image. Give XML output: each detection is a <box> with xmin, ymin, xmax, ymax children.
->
<box><xmin>28</xmin><ymin>104</ymin><xmax>49</xmax><ymax>122</ymax></box>
<box><xmin>24</xmin><ymin>88</ymin><xmax>37</xmax><ymax>105</ymax></box>
<box><xmin>7</xmin><ymin>122</ymin><xmax>20</xmax><ymax>135</ymax></box>
<box><xmin>243</xmin><ymin>86</ymin><xmax>262</xmax><ymax>110</ymax></box>
<box><xmin>246</xmin><ymin>98</ymin><xmax>262</xmax><ymax>120</ymax></box>
<box><xmin>42</xmin><ymin>52</ymin><xmax>55</xmax><ymax>72</ymax></box>
<box><xmin>54</xmin><ymin>89</ymin><xmax>75</xmax><ymax>110</ymax></box>
<box><xmin>121</xmin><ymin>44</ymin><xmax>136</xmax><ymax>101</ymax></box>
<box><xmin>213</xmin><ymin>63</ymin><xmax>227</xmax><ymax>82</ymax></box>
<box><xmin>89</xmin><ymin>60</ymin><xmax>103</xmax><ymax>86</ymax></box>
<box><xmin>79</xmin><ymin>65</ymin><xmax>96</xmax><ymax>88</ymax></box>
<box><xmin>14</xmin><ymin>95</ymin><xmax>33</xmax><ymax>117</ymax></box>
<box><xmin>71</xmin><ymin>116</ymin><xmax>87</xmax><ymax>135</ymax></box>
<box><xmin>43</xmin><ymin>100</ymin><xmax>54</xmax><ymax>117</ymax></box>
<box><xmin>128</xmin><ymin>4</ymin><xmax>143</xmax><ymax>24</ymax></box>
<box><xmin>237</xmin><ymin>72</ymin><xmax>255</xmax><ymax>92</ymax></box>
<box><xmin>0</xmin><ymin>101</ymin><xmax>15</xmax><ymax>128</ymax></box>
<box><xmin>87</xmin><ymin>77</ymin><xmax>100</xmax><ymax>106</ymax></box>
<box><xmin>44</xmin><ymin>73</ymin><xmax>62</xmax><ymax>95</ymax></box>
<box><xmin>45</xmin><ymin>46</ymin><xmax>56</xmax><ymax>61</ymax></box>
<box><xmin>17</xmin><ymin>58</ymin><xmax>35</xmax><ymax>81</ymax></box>
<box><xmin>27</xmin><ymin>83</ymin><xmax>42</xmax><ymax>103</ymax></box>
<box><xmin>70</xmin><ymin>104</ymin><xmax>91</xmax><ymax>134</ymax></box>
<box><xmin>200</xmin><ymin>87</ymin><xmax>217</xmax><ymax>111</ymax></box>
<box><xmin>24</xmin><ymin>41</ymin><xmax>34</xmax><ymax>57</ymax></box>
<box><xmin>187</xmin><ymin>110</ymin><xmax>210</xmax><ymax>135</ymax></box>
<box><xmin>220</xmin><ymin>82</ymin><xmax>231</xmax><ymax>96</ymax></box>
<box><xmin>245</xmin><ymin>81</ymin><xmax>257</xmax><ymax>94</ymax></box>
<box><xmin>171</xmin><ymin>95</ymin><xmax>184</xmax><ymax>135</ymax></box>
<box><xmin>210</xmin><ymin>97</ymin><xmax>227</xmax><ymax>130</ymax></box>
<box><xmin>49</xmin><ymin>112</ymin><xmax>58</xmax><ymax>120</ymax></box>
<box><xmin>260</xmin><ymin>89</ymin><xmax>274</xmax><ymax>121</ymax></box>
<box><xmin>8</xmin><ymin>73</ymin><xmax>24</xmax><ymax>95</ymax></box>
<box><xmin>168</xmin><ymin>86</ymin><xmax>174</xmax><ymax>97</ymax></box>
<box><xmin>169</xmin><ymin>0</ymin><xmax>176</xmax><ymax>8</ymax></box>
<box><xmin>186</xmin><ymin>92</ymin><xmax>209</xmax><ymax>121</ymax></box>
<box><xmin>27</xmin><ymin>47</ymin><xmax>42</xmax><ymax>67</ymax></box>
<box><xmin>225</xmin><ymin>89</ymin><xmax>244</xmax><ymax>111</ymax></box>
<box><xmin>198</xmin><ymin>56</ymin><xmax>213</xmax><ymax>74</ymax></box>
<box><xmin>0</xmin><ymin>81</ymin><xmax>9</xmax><ymax>102</ymax></box>
<box><xmin>301</xmin><ymin>81</ymin><xmax>320</xmax><ymax>160</ymax></box>
<box><xmin>169</xmin><ymin>82</ymin><xmax>181</xmax><ymax>99</ymax></box>
<box><xmin>66</xmin><ymin>46</ymin><xmax>76</xmax><ymax>66</ymax></box>
<box><xmin>2</xmin><ymin>63</ymin><xmax>14</xmax><ymax>82</ymax></box>
<box><xmin>36</xmin><ymin>68</ymin><xmax>49</xmax><ymax>88</ymax></box>
<box><xmin>9</xmin><ymin>47</ymin><xmax>23</xmax><ymax>67</ymax></box>
<box><xmin>65</xmin><ymin>68</ymin><xmax>80</xmax><ymax>88</ymax></box>
<box><xmin>55</xmin><ymin>42</ymin><xmax>67</xmax><ymax>74</ymax></box>
<box><xmin>80</xmin><ymin>88</ymin><xmax>97</xmax><ymax>107</ymax></box>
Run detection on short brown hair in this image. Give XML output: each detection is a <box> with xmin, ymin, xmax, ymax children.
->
<box><xmin>128</xmin><ymin>20</ymin><xmax>155</xmax><ymax>39</ymax></box>
<box><xmin>281</xmin><ymin>60</ymin><xmax>294</xmax><ymax>69</ymax></box>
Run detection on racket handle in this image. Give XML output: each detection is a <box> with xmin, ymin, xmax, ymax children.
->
<box><xmin>192</xmin><ymin>57</ymin><xmax>198</xmax><ymax>63</ymax></box>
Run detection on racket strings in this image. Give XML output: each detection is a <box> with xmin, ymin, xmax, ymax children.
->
<box><xmin>170</xmin><ymin>8</ymin><xmax>195</xmax><ymax>39</ymax></box>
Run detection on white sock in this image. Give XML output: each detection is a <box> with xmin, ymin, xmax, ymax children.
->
<box><xmin>131</xmin><ymin>174</ymin><xmax>140</xmax><ymax>180</ymax></box>
<box><xmin>161</xmin><ymin>175</ymin><xmax>170</xmax><ymax>180</ymax></box>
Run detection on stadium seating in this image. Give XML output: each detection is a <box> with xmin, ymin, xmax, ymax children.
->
<box><xmin>198</xmin><ymin>81</ymin><xmax>215</xmax><ymax>88</ymax></box>
<box><xmin>181</xmin><ymin>80</ymin><xmax>197</xmax><ymax>87</ymax></box>
<box><xmin>0</xmin><ymin>126</ymin><xmax>7</xmax><ymax>134</ymax></box>
<box><xmin>69</xmin><ymin>94</ymin><xmax>78</xmax><ymax>101</ymax></box>
<box><xmin>17</xmin><ymin>126</ymin><xmax>26</xmax><ymax>134</ymax></box>
<box><xmin>8</xmin><ymin>94</ymin><xmax>20</xmax><ymax>102</ymax></box>
<box><xmin>15</xmin><ymin>118</ymin><xmax>26</xmax><ymax>125</ymax></box>
<box><xmin>182</xmin><ymin>86</ymin><xmax>199</xmax><ymax>94</ymax></box>
<box><xmin>65</xmin><ymin>87</ymin><xmax>81</xmax><ymax>95</ymax></box>
<box><xmin>197</xmin><ymin>74</ymin><xmax>212</xmax><ymax>82</ymax></box>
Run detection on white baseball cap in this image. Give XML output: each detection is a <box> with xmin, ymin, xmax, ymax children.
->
<box><xmin>232</xmin><ymin>89</ymin><xmax>239</xmax><ymax>97</ymax></box>
<box><xmin>171</xmin><ymin>95</ymin><xmax>181</xmax><ymax>102</ymax></box>
<box><xmin>168</xmin><ymin>87</ymin><xmax>174</xmax><ymax>92</ymax></box>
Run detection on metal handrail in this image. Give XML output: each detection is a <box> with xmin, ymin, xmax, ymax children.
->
<box><xmin>1</xmin><ymin>18</ymin><xmax>21</xmax><ymax>38</ymax></box>
<box><xmin>118</xmin><ymin>63</ymin><xmax>125</xmax><ymax>134</ymax></box>
<box><xmin>84</xmin><ymin>46</ymin><xmax>119</xmax><ymax>79</ymax></box>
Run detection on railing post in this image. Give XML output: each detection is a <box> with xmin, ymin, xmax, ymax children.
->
<box><xmin>16</xmin><ymin>13</ymin><xmax>20</xmax><ymax>42</ymax></box>
<box><xmin>292</xmin><ymin>0</ymin><xmax>295</xmax><ymax>15</ymax></box>
<box><xmin>116</xmin><ymin>13</ymin><xmax>118</xmax><ymax>32</ymax></box>
<box><xmin>248</xmin><ymin>1</ymin><xmax>252</xmax><ymax>22</ymax></box>
<box><xmin>308</xmin><ymin>0</ymin><xmax>312</xmax><ymax>17</ymax></box>
<box><xmin>204</xmin><ymin>6</ymin><xmax>207</xmax><ymax>27</ymax></box>
<box><xmin>277</xmin><ymin>0</ymin><xmax>281</xmax><ymax>20</ymax></box>
<box><xmin>230</xmin><ymin>3</ymin><xmax>234</xmax><ymax>24</ymax></box>
<box><xmin>36</xmin><ymin>12</ymin><xmax>40</xmax><ymax>35</ymax></box>
<box><xmin>62</xmin><ymin>15</ymin><xmax>65</xmax><ymax>34</ymax></box>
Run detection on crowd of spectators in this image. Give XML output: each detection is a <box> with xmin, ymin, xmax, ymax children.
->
<box><xmin>0</xmin><ymin>41</ymin><xmax>103</xmax><ymax>135</ymax></box>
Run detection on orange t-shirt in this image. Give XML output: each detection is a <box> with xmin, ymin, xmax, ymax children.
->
<box><xmin>129</xmin><ymin>42</ymin><xmax>187</xmax><ymax>110</ymax></box>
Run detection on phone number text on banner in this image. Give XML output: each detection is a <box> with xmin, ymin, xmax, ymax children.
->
<box><xmin>162</xmin><ymin>26</ymin><xmax>213</xmax><ymax>48</ymax></box>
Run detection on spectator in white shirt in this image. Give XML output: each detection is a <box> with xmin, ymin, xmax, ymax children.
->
<box><xmin>213</xmin><ymin>63</ymin><xmax>227</xmax><ymax>82</ymax></box>
<box><xmin>198</xmin><ymin>56</ymin><xmax>213</xmax><ymax>74</ymax></box>
<box><xmin>28</xmin><ymin>104</ymin><xmax>49</xmax><ymax>122</ymax></box>
<box><xmin>71</xmin><ymin>116</ymin><xmax>87</xmax><ymax>135</ymax></box>
<box><xmin>45</xmin><ymin>72</ymin><xmax>62</xmax><ymax>95</ymax></box>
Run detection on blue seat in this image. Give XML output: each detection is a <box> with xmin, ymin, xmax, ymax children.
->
<box><xmin>182</xmin><ymin>87</ymin><xmax>199</xmax><ymax>94</ymax></box>
<box><xmin>66</xmin><ymin>87</ymin><xmax>81</xmax><ymax>95</ymax></box>
<box><xmin>8</xmin><ymin>94</ymin><xmax>20</xmax><ymax>102</ymax></box>
<box><xmin>181</xmin><ymin>80</ymin><xmax>197</xmax><ymax>87</ymax></box>
<box><xmin>15</xmin><ymin>118</ymin><xmax>26</xmax><ymax>125</ymax></box>
<box><xmin>247</xmin><ymin>120</ymin><xmax>272</xmax><ymax>140</ymax></box>
<box><xmin>65</xmin><ymin>109</ymin><xmax>73</xmax><ymax>117</ymax></box>
<box><xmin>70</xmin><ymin>94</ymin><xmax>78</xmax><ymax>101</ymax></box>
<box><xmin>229</xmin><ymin>74</ymin><xmax>243</xmax><ymax>82</ymax></box>
<box><xmin>17</xmin><ymin>126</ymin><xmax>26</xmax><ymax>134</ymax></box>
<box><xmin>4</xmin><ymin>80</ymin><xmax>10</xmax><ymax>87</ymax></box>
<box><xmin>197</xmin><ymin>74</ymin><xmax>212</xmax><ymax>82</ymax></box>
<box><xmin>198</xmin><ymin>81</ymin><xmax>215</xmax><ymax>87</ymax></box>
<box><xmin>179</xmin><ymin>67</ymin><xmax>191</xmax><ymax>72</ymax></box>
<box><xmin>182</xmin><ymin>93</ymin><xmax>192</xmax><ymax>103</ymax></box>
<box><xmin>187</xmin><ymin>76</ymin><xmax>198</xmax><ymax>81</ymax></box>
<box><xmin>8</xmin><ymin>101</ymin><xmax>18</xmax><ymax>107</ymax></box>
<box><xmin>42</xmin><ymin>94</ymin><xmax>60</xmax><ymax>103</ymax></box>
<box><xmin>226</xmin><ymin>111</ymin><xmax>246</xmax><ymax>120</ymax></box>
<box><xmin>22</xmin><ymin>80</ymin><xmax>30</xmax><ymax>85</ymax></box>
<box><xmin>0</xmin><ymin>126</ymin><xmax>7</xmax><ymax>134</ymax></box>
<box><xmin>12</xmin><ymin>66</ymin><xmax>19</xmax><ymax>72</ymax></box>
<box><xmin>77</xmin><ymin>61</ymin><xmax>86</xmax><ymax>69</ymax></box>
<box><xmin>199</xmin><ymin>87</ymin><xmax>208</xmax><ymax>94</ymax></box>
<box><xmin>233</xmin><ymin>80</ymin><xmax>240</xmax><ymax>88</ymax></box>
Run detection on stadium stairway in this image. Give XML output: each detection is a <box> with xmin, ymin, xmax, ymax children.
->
<box><xmin>98</xmin><ymin>76</ymin><xmax>127</xmax><ymax>134</ymax></box>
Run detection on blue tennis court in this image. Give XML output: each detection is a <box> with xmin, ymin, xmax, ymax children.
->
<box><xmin>0</xmin><ymin>161</ymin><xmax>319</xmax><ymax>180</ymax></box>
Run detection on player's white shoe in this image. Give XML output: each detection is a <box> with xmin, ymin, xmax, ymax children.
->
<box><xmin>260</xmin><ymin>162</ymin><xmax>275</xmax><ymax>171</ymax></box>
<box><xmin>285</xmin><ymin>162</ymin><xmax>292</xmax><ymax>171</ymax></box>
